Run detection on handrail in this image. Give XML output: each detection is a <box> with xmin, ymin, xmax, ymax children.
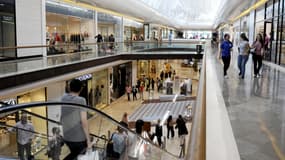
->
<box><xmin>0</xmin><ymin>101</ymin><xmax>180</xmax><ymax>159</ymax></box>
<box><xmin>22</xmin><ymin>110</ymin><xmax>61</xmax><ymax>125</ymax></box>
<box><xmin>186</xmin><ymin>53</ymin><xmax>206</xmax><ymax>159</ymax></box>
<box><xmin>0</xmin><ymin>41</ymin><xmax>205</xmax><ymax>50</ymax></box>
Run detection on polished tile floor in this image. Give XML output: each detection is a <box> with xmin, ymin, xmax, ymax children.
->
<box><xmin>211</xmin><ymin>47</ymin><xmax>285</xmax><ymax>160</ymax></box>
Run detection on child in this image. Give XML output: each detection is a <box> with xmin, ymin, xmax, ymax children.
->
<box><xmin>47</xmin><ymin>127</ymin><xmax>64</xmax><ymax>160</ymax></box>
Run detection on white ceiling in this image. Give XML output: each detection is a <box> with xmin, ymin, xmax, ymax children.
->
<box><xmin>79</xmin><ymin>0</ymin><xmax>254</xmax><ymax>30</ymax></box>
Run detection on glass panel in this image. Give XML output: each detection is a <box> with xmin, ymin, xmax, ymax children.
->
<box><xmin>271</xmin><ymin>18</ymin><xmax>279</xmax><ymax>62</ymax></box>
<box><xmin>0</xmin><ymin>0</ymin><xmax>16</xmax><ymax>58</ymax></box>
<box><xmin>0</xmin><ymin>102</ymin><xmax>180</xmax><ymax>160</ymax></box>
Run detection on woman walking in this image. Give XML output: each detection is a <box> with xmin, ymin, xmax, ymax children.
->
<box><xmin>220</xmin><ymin>34</ymin><xmax>233</xmax><ymax>78</ymax></box>
<box><xmin>238</xmin><ymin>33</ymin><xmax>250</xmax><ymax>79</ymax></box>
<box><xmin>251</xmin><ymin>34</ymin><xmax>264</xmax><ymax>78</ymax></box>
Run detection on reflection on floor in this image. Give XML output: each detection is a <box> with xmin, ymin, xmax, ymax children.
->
<box><xmin>211</xmin><ymin>46</ymin><xmax>285</xmax><ymax>160</ymax></box>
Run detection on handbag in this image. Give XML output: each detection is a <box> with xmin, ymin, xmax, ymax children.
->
<box><xmin>77</xmin><ymin>149</ymin><xmax>99</xmax><ymax>160</ymax></box>
<box><xmin>106</xmin><ymin>134</ymin><xmax>115</xmax><ymax>157</ymax></box>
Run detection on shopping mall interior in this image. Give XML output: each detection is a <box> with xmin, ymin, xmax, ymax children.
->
<box><xmin>0</xmin><ymin>0</ymin><xmax>285</xmax><ymax>160</ymax></box>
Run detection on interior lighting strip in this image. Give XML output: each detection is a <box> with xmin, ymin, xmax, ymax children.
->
<box><xmin>231</xmin><ymin>0</ymin><xmax>268</xmax><ymax>22</ymax></box>
<box><xmin>61</xmin><ymin>0</ymin><xmax>144</xmax><ymax>23</ymax></box>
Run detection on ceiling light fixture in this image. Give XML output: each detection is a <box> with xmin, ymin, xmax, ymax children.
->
<box><xmin>231</xmin><ymin>0</ymin><xmax>268</xmax><ymax>22</ymax></box>
<box><xmin>61</xmin><ymin>0</ymin><xmax>144</xmax><ymax>23</ymax></box>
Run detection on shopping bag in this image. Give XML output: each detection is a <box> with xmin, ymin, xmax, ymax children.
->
<box><xmin>77</xmin><ymin>149</ymin><xmax>99</xmax><ymax>160</ymax></box>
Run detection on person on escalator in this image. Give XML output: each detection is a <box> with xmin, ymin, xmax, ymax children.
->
<box><xmin>47</xmin><ymin>127</ymin><xmax>64</xmax><ymax>160</ymax></box>
<box><xmin>8</xmin><ymin>113</ymin><xmax>34</xmax><ymax>160</ymax></box>
<box><xmin>61</xmin><ymin>79</ymin><xmax>91</xmax><ymax>160</ymax></box>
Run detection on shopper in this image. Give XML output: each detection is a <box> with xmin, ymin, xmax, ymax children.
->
<box><xmin>112</xmin><ymin>126</ymin><xmax>127</xmax><ymax>159</ymax></box>
<box><xmin>126</xmin><ymin>85</ymin><xmax>132</xmax><ymax>101</ymax></box>
<box><xmin>251</xmin><ymin>33</ymin><xmax>264</xmax><ymax>78</ymax></box>
<box><xmin>47</xmin><ymin>127</ymin><xmax>64</xmax><ymax>160</ymax></box>
<box><xmin>132</xmin><ymin>86</ymin><xmax>137</xmax><ymax>100</ymax></box>
<box><xmin>109</xmin><ymin>34</ymin><xmax>115</xmax><ymax>50</ymax></box>
<box><xmin>237</xmin><ymin>33</ymin><xmax>250</xmax><ymax>79</ymax></box>
<box><xmin>167</xmin><ymin>115</ymin><xmax>175</xmax><ymax>139</ymax></box>
<box><xmin>9</xmin><ymin>113</ymin><xmax>34</xmax><ymax>160</ymax></box>
<box><xmin>220</xmin><ymin>34</ymin><xmax>233</xmax><ymax>78</ymax></box>
<box><xmin>175</xmin><ymin>115</ymin><xmax>188</xmax><ymax>158</ymax></box>
<box><xmin>95</xmin><ymin>34</ymin><xmax>103</xmax><ymax>43</ymax></box>
<box><xmin>151</xmin><ymin>78</ymin><xmax>155</xmax><ymax>90</ymax></box>
<box><xmin>121</xmin><ymin>112</ymin><xmax>129</xmax><ymax>128</ymax></box>
<box><xmin>155</xmin><ymin>119</ymin><xmax>163</xmax><ymax>147</ymax></box>
<box><xmin>61</xmin><ymin>79</ymin><xmax>91</xmax><ymax>160</ymax></box>
<box><xmin>140</xmin><ymin>83</ymin><xmax>144</xmax><ymax>100</ymax></box>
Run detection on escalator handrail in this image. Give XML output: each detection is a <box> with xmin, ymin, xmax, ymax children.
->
<box><xmin>22</xmin><ymin>110</ymin><xmax>61</xmax><ymax>125</ymax></box>
<box><xmin>0</xmin><ymin>101</ymin><xmax>179</xmax><ymax>158</ymax></box>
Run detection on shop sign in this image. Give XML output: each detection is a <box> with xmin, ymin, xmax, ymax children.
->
<box><xmin>76</xmin><ymin>74</ymin><xmax>92</xmax><ymax>81</ymax></box>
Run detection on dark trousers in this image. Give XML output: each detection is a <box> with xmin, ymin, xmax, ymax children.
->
<box><xmin>222</xmin><ymin>56</ymin><xmax>231</xmax><ymax>76</ymax></box>
<box><xmin>64</xmin><ymin>141</ymin><xmax>87</xmax><ymax>160</ymax></box>
<box><xmin>167</xmin><ymin>126</ymin><xmax>174</xmax><ymax>138</ymax></box>
<box><xmin>157</xmin><ymin>136</ymin><xmax>162</xmax><ymax>146</ymax></box>
<box><xmin>133</xmin><ymin>93</ymin><xmax>137</xmax><ymax>100</ymax></box>
<box><xmin>127</xmin><ymin>93</ymin><xmax>130</xmax><ymax>101</ymax></box>
<box><xmin>253</xmin><ymin>54</ymin><xmax>262</xmax><ymax>75</ymax></box>
<box><xmin>18</xmin><ymin>142</ymin><xmax>32</xmax><ymax>160</ymax></box>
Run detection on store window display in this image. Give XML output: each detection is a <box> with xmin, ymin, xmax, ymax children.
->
<box><xmin>46</xmin><ymin>2</ymin><xmax>95</xmax><ymax>55</ymax></box>
<box><xmin>92</xmin><ymin>70</ymin><xmax>108</xmax><ymax>110</ymax></box>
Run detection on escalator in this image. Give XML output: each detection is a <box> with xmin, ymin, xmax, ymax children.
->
<box><xmin>0</xmin><ymin>102</ymin><xmax>180</xmax><ymax>160</ymax></box>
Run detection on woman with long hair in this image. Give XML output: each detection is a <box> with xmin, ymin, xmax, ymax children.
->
<box><xmin>251</xmin><ymin>33</ymin><xmax>264</xmax><ymax>78</ymax></box>
<box><xmin>238</xmin><ymin>33</ymin><xmax>250</xmax><ymax>79</ymax></box>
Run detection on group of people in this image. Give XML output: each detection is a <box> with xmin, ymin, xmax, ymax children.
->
<box><xmin>220</xmin><ymin>33</ymin><xmax>265</xmax><ymax>79</ymax></box>
<box><xmin>95</xmin><ymin>33</ymin><xmax>115</xmax><ymax>50</ymax></box>
<box><xmin>107</xmin><ymin>113</ymin><xmax>189</xmax><ymax>159</ymax></box>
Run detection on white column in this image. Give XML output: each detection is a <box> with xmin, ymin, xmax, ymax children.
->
<box><xmin>120</xmin><ymin>17</ymin><xmax>124</xmax><ymax>42</ymax></box>
<box><xmin>248</xmin><ymin>10</ymin><xmax>256</xmax><ymax>44</ymax></box>
<box><xmin>15</xmin><ymin>0</ymin><xmax>46</xmax><ymax>57</ymax></box>
<box><xmin>132</xmin><ymin>60</ymin><xmax>138</xmax><ymax>87</ymax></box>
<box><xmin>46</xmin><ymin>82</ymin><xmax>66</xmax><ymax>135</ymax></box>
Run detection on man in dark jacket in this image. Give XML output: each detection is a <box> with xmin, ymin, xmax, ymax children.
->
<box><xmin>155</xmin><ymin>119</ymin><xmax>163</xmax><ymax>147</ymax></box>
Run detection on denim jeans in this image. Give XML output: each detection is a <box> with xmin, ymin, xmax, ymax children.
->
<box><xmin>237</xmin><ymin>55</ymin><xmax>248</xmax><ymax>78</ymax></box>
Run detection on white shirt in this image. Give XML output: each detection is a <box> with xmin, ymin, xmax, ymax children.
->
<box><xmin>10</xmin><ymin>121</ymin><xmax>34</xmax><ymax>145</ymax></box>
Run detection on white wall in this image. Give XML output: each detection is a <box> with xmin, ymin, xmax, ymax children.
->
<box><xmin>132</xmin><ymin>60</ymin><xmax>137</xmax><ymax>87</ymax></box>
<box><xmin>46</xmin><ymin>82</ymin><xmax>65</xmax><ymax>135</ymax></box>
<box><xmin>16</xmin><ymin>0</ymin><xmax>46</xmax><ymax>57</ymax></box>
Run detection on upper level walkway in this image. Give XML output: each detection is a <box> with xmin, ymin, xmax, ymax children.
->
<box><xmin>0</xmin><ymin>41</ymin><xmax>204</xmax><ymax>91</ymax></box>
<box><xmin>207</xmin><ymin>45</ymin><xmax>285</xmax><ymax>160</ymax></box>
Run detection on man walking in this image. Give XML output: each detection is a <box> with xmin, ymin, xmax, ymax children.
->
<box><xmin>61</xmin><ymin>79</ymin><xmax>91</xmax><ymax>160</ymax></box>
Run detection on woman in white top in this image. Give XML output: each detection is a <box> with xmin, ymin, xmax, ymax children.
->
<box><xmin>238</xmin><ymin>33</ymin><xmax>250</xmax><ymax>79</ymax></box>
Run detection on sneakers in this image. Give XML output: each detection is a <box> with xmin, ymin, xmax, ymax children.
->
<box><xmin>224</xmin><ymin>75</ymin><xmax>229</xmax><ymax>79</ymax></box>
<box><xmin>254</xmin><ymin>74</ymin><xmax>261</xmax><ymax>78</ymax></box>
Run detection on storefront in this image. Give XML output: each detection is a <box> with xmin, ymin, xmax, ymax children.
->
<box><xmin>184</xmin><ymin>30</ymin><xmax>212</xmax><ymax>39</ymax></box>
<box><xmin>124</xmin><ymin>18</ymin><xmax>144</xmax><ymax>41</ymax></box>
<box><xmin>0</xmin><ymin>88</ymin><xmax>48</xmax><ymax>156</ymax></box>
<box><xmin>112</xmin><ymin>63</ymin><xmax>132</xmax><ymax>99</ymax></box>
<box><xmin>46</xmin><ymin>1</ymin><xmax>95</xmax><ymax>55</ymax></box>
<box><xmin>253</xmin><ymin>0</ymin><xmax>285</xmax><ymax>65</ymax></box>
<box><xmin>98</xmin><ymin>12</ymin><xmax>122</xmax><ymax>42</ymax></box>
<box><xmin>91</xmin><ymin>70</ymin><xmax>109</xmax><ymax>109</ymax></box>
<box><xmin>0</xmin><ymin>0</ymin><xmax>16</xmax><ymax>59</ymax></box>
<box><xmin>137</xmin><ymin>60</ymin><xmax>177</xmax><ymax>81</ymax></box>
